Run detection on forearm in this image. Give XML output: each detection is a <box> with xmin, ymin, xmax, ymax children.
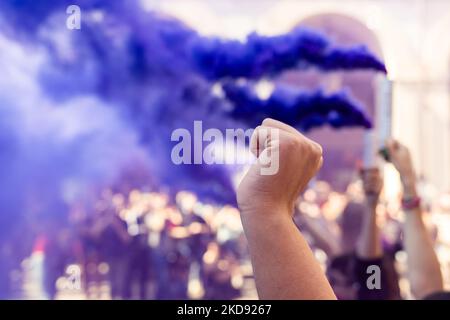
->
<box><xmin>385</xmin><ymin>139</ymin><xmax>444</xmax><ymax>298</ymax></box>
<box><xmin>402</xmin><ymin>184</ymin><xmax>443</xmax><ymax>298</ymax></box>
<box><xmin>241</xmin><ymin>210</ymin><xmax>336</xmax><ymax>300</ymax></box>
<box><xmin>356</xmin><ymin>204</ymin><xmax>383</xmax><ymax>259</ymax></box>
<box><xmin>403</xmin><ymin>208</ymin><xmax>443</xmax><ymax>298</ymax></box>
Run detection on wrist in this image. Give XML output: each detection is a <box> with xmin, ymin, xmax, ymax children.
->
<box><xmin>402</xmin><ymin>182</ymin><xmax>417</xmax><ymax>198</ymax></box>
<box><xmin>401</xmin><ymin>195</ymin><xmax>421</xmax><ymax>211</ymax></box>
<box><xmin>365</xmin><ymin>200</ymin><xmax>378</xmax><ymax>210</ymax></box>
<box><xmin>239</xmin><ymin>198</ymin><xmax>293</xmax><ymax>218</ymax></box>
<box><xmin>364</xmin><ymin>194</ymin><xmax>379</xmax><ymax>208</ymax></box>
<box><xmin>239</xmin><ymin>203</ymin><xmax>294</xmax><ymax>228</ymax></box>
<box><xmin>400</xmin><ymin>172</ymin><xmax>417</xmax><ymax>196</ymax></box>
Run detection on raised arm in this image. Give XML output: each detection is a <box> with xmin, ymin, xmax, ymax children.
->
<box><xmin>356</xmin><ymin>168</ymin><xmax>383</xmax><ymax>260</ymax></box>
<box><xmin>386</xmin><ymin>139</ymin><xmax>444</xmax><ymax>299</ymax></box>
<box><xmin>237</xmin><ymin>118</ymin><xmax>336</xmax><ymax>300</ymax></box>
<box><xmin>354</xmin><ymin>168</ymin><xmax>399</xmax><ymax>300</ymax></box>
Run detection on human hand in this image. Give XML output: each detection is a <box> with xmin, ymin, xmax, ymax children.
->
<box><xmin>237</xmin><ymin>119</ymin><xmax>323</xmax><ymax>218</ymax></box>
<box><xmin>386</xmin><ymin>139</ymin><xmax>417</xmax><ymax>197</ymax></box>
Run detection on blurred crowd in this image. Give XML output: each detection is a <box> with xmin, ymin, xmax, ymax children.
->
<box><xmin>296</xmin><ymin>171</ymin><xmax>450</xmax><ymax>299</ymax></box>
<box><xmin>0</xmin><ymin>189</ymin><xmax>250</xmax><ymax>300</ymax></box>
<box><xmin>1</xmin><ymin>165</ymin><xmax>450</xmax><ymax>300</ymax></box>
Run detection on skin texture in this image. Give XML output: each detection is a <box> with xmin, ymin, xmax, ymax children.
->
<box><xmin>237</xmin><ymin>118</ymin><xmax>336</xmax><ymax>300</ymax></box>
<box><xmin>386</xmin><ymin>139</ymin><xmax>444</xmax><ymax>299</ymax></box>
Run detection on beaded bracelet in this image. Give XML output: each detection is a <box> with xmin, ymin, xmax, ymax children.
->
<box><xmin>401</xmin><ymin>196</ymin><xmax>421</xmax><ymax>210</ymax></box>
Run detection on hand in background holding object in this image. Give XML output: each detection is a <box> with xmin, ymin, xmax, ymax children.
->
<box><xmin>386</xmin><ymin>139</ymin><xmax>417</xmax><ymax>197</ymax></box>
<box><xmin>386</xmin><ymin>139</ymin><xmax>445</xmax><ymax>298</ymax></box>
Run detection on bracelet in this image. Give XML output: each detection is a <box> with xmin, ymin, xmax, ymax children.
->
<box><xmin>401</xmin><ymin>195</ymin><xmax>421</xmax><ymax>210</ymax></box>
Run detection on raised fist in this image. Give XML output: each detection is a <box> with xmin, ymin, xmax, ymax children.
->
<box><xmin>237</xmin><ymin>118</ymin><xmax>323</xmax><ymax>217</ymax></box>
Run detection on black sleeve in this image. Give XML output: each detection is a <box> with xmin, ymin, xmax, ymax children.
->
<box><xmin>353</xmin><ymin>255</ymin><xmax>399</xmax><ymax>300</ymax></box>
<box><xmin>423</xmin><ymin>291</ymin><xmax>450</xmax><ymax>300</ymax></box>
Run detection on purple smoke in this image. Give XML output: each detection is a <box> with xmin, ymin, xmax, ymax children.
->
<box><xmin>190</xmin><ymin>29</ymin><xmax>386</xmax><ymax>80</ymax></box>
<box><xmin>0</xmin><ymin>1</ymin><xmax>386</xmax><ymax>239</ymax></box>
<box><xmin>222</xmin><ymin>82</ymin><xmax>372</xmax><ymax>131</ymax></box>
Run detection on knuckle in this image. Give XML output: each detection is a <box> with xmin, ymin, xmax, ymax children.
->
<box><xmin>262</xmin><ymin>118</ymin><xmax>275</xmax><ymax>127</ymax></box>
<box><xmin>307</xmin><ymin>141</ymin><xmax>321</xmax><ymax>157</ymax></box>
<box><xmin>316</xmin><ymin>156</ymin><xmax>324</xmax><ymax>170</ymax></box>
<box><xmin>285</xmin><ymin>135</ymin><xmax>301</xmax><ymax>148</ymax></box>
<box><xmin>313</xmin><ymin>142</ymin><xmax>323</xmax><ymax>156</ymax></box>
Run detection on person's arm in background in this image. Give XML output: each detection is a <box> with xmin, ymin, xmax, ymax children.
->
<box><xmin>354</xmin><ymin>167</ymin><xmax>398</xmax><ymax>300</ymax></box>
<box><xmin>295</xmin><ymin>210</ymin><xmax>340</xmax><ymax>258</ymax></box>
<box><xmin>356</xmin><ymin>168</ymin><xmax>383</xmax><ymax>259</ymax></box>
<box><xmin>386</xmin><ymin>139</ymin><xmax>444</xmax><ymax>299</ymax></box>
<box><xmin>237</xmin><ymin>118</ymin><xmax>336</xmax><ymax>300</ymax></box>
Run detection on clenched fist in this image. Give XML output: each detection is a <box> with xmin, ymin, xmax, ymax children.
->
<box><xmin>237</xmin><ymin>118</ymin><xmax>323</xmax><ymax>216</ymax></box>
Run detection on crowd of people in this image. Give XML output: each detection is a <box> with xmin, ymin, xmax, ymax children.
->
<box><xmin>1</xmin><ymin>120</ymin><xmax>450</xmax><ymax>300</ymax></box>
<box><xmin>235</xmin><ymin>119</ymin><xmax>450</xmax><ymax>300</ymax></box>
<box><xmin>0</xmin><ymin>189</ymin><xmax>250</xmax><ymax>300</ymax></box>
